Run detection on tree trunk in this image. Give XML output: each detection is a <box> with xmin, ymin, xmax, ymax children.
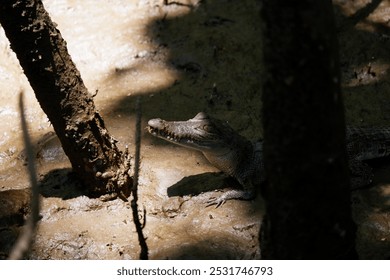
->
<box><xmin>260</xmin><ymin>0</ymin><xmax>357</xmax><ymax>259</ymax></box>
<box><xmin>0</xmin><ymin>0</ymin><xmax>132</xmax><ymax>198</ymax></box>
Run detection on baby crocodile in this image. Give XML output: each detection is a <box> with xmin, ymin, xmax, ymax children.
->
<box><xmin>147</xmin><ymin>112</ymin><xmax>390</xmax><ymax>206</ymax></box>
<box><xmin>148</xmin><ymin>112</ymin><xmax>262</xmax><ymax>207</ymax></box>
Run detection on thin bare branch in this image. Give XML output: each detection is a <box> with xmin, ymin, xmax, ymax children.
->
<box><xmin>131</xmin><ymin>97</ymin><xmax>148</xmax><ymax>260</ymax></box>
<box><xmin>8</xmin><ymin>92</ymin><xmax>40</xmax><ymax>260</ymax></box>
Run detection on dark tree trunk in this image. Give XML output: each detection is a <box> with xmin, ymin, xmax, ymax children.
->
<box><xmin>260</xmin><ymin>0</ymin><xmax>357</xmax><ymax>259</ymax></box>
<box><xmin>0</xmin><ymin>0</ymin><xmax>132</xmax><ymax>198</ymax></box>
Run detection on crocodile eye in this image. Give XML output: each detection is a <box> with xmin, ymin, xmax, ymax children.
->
<box><xmin>202</xmin><ymin>125</ymin><xmax>211</xmax><ymax>131</ymax></box>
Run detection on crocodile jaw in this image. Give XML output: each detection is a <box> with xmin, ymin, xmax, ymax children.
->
<box><xmin>147</xmin><ymin>112</ymin><xmax>232</xmax><ymax>153</ymax></box>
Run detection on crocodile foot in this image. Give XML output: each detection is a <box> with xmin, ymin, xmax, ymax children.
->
<box><xmin>205</xmin><ymin>189</ymin><xmax>255</xmax><ymax>208</ymax></box>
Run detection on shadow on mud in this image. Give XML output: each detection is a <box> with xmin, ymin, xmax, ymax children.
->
<box><xmin>39</xmin><ymin>168</ymin><xmax>86</xmax><ymax>199</ymax></box>
<box><xmin>153</xmin><ymin>240</ymin><xmax>256</xmax><ymax>259</ymax></box>
<box><xmin>0</xmin><ymin>189</ymin><xmax>31</xmax><ymax>259</ymax></box>
<box><xmin>167</xmin><ymin>172</ymin><xmax>239</xmax><ymax>197</ymax></box>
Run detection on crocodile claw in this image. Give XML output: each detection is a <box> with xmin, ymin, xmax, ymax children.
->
<box><xmin>205</xmin><ymin>189</ymin><xmax>255</xmax><ymax>208</ymax></box>
<box><xmin>205</xmin><ymin>196</ymin><xmax>226</xmax><ymax>208</ymax></box>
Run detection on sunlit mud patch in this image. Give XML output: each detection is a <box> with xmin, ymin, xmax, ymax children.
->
<box><xmin>35</xmin><ymin>133</ymin><xmax>66</xmax><ymax>163</ymax></box>
<box><xmin>344</xmin><ymin>62</ymin><xmax>390</xmax><ymax>87</ymax></box>
<box><xmin>19</xmin><ymin>132</ymin><xmax>67</xmax><ymax>165</ymax></box>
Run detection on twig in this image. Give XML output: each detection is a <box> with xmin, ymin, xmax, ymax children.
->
<box><xmin>163</xmin><ymin>0</ymin><xmax>194</xmax><ymax>8</ymax></box>
<box><xmin>131</xmin><ymin>97</ymin><xmax>148</xmax><ymax>260</ymax></box>
<box><xmin>8</xmin><ymin>92</ymin><xmax>40</xmax><ymax>260</ymax></box>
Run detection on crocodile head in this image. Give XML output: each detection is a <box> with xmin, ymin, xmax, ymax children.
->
<box><xmin>147</xmin><ymin>112</ymin><xmax>239</xmax><ymax>154</ymax></box>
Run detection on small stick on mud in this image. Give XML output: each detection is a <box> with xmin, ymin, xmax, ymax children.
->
<box><xmin>8</xmin><ymin>92</ymin><xmax>40</xmax><ymax>260</ymax></box>
<box><xmin>131</xmin><ymin>97</ymin><xmax>148</xmax><ymax>260</ymax></box>
<box><xmin>163</xmin><ymin>0</ymin><xmax>194</xmax><ymax>8</ymax></box>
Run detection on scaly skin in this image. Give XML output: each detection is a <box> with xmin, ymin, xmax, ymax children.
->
<box><xmin>347</xmin><ymin>126</ymin><xmax>390</xmax><ymax>188</ymax></box>
<box><xmin>148</xmin><ymin>112</ymin><xmax>390</xmax><ymax>206</ymax></box>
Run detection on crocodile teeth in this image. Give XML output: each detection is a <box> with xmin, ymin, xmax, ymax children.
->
<box><xmin>148</xmin><ymin>125</ymin><xmax>196</xmax><ymax>143</ymax></box>
<box><xmin>148</xmin><ymin>127</ymin><xmax>158</xmax><ymax>136</ymax></box>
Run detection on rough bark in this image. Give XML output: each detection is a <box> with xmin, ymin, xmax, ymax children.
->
<box><xmin>0</xmin><ymin>0</ymin><xmax>132</xmax><ymax>198</ymax></box>
<box><xmin>260</xmin><ymin>0</ymin><xmax>357</xmax><ymax>259</ymax></box>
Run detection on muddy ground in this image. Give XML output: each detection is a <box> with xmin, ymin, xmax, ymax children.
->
<box><xmin>0</xmin><ymin>0</ymin><xmax>390</xmax><ymax>259</ymax></box>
